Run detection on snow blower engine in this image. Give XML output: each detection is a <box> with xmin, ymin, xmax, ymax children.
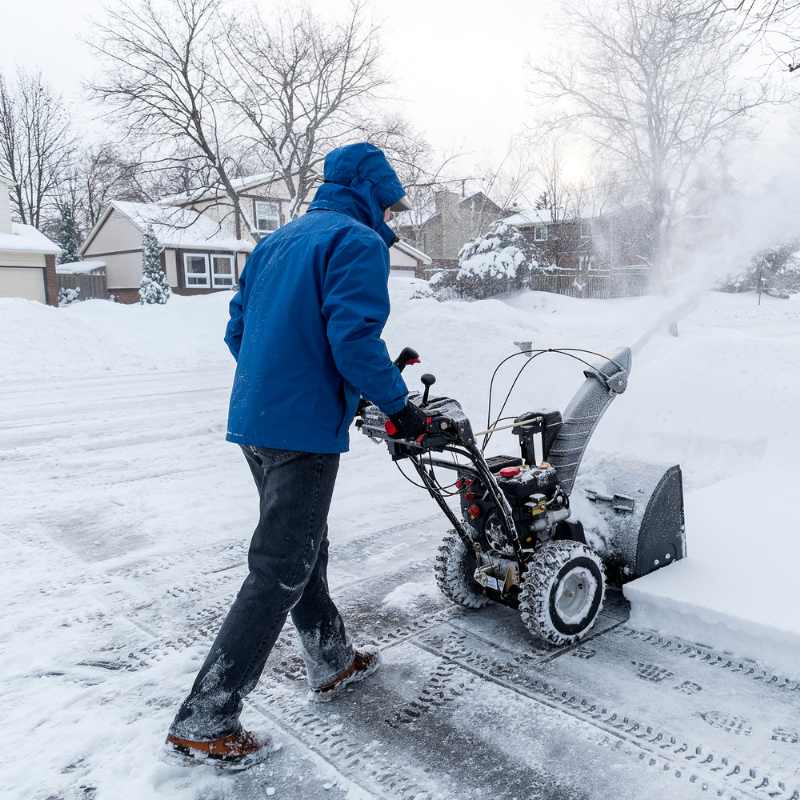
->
<box><xmin>356</xmin><ymin>346</ymin><xmax>685</xmax><ymax>646</ymax></box>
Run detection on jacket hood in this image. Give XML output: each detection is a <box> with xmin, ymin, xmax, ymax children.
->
<box><xmin>308</xmin><ymin>143</ymin><xmax>406</xmax><ymax>247</ymax></box>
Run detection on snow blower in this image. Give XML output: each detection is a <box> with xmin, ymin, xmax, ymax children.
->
<box><xmin>356</xmin><ymin>346</ymin><xmax>685</xmax><ymax>646</ymax></box>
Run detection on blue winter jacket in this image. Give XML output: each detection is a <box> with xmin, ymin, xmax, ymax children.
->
<box><xmin>224</xmin><ymin>143</ymin><xmax>409</xmax><ymax>453</ymax></box>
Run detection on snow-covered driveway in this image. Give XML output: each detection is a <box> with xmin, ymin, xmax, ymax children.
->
<box><xmin>3</xmin><ymin>285</ymin><xmax>800</xmax><ymax>799</ymax></box>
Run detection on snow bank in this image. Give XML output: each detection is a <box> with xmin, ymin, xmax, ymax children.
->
<box><xmin>0</xmin><ymin>293</ymin><xmax>234</xmax><ymax>381</ymax></box>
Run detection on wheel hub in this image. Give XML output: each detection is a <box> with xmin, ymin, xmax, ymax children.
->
<box><xmin>554</xmin><ymin>566</ymin><xmax>596</xmax><ymax>625</ymax></box>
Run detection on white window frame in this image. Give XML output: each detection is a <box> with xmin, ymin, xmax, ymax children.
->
<box><xmin>533</xmin><ymin>224</ymin><xmax>548</xmax><ymax>242</ymax></box>
<box><xmin>211</xmin><ymin>254</ymin><xmax>235</xmax><ymax>288</ymax></box>
<box><xmin>183</xmin><ymin>253</ymin><xmax>210</xmax><ymax>288</ymax></box>
<box><xmin>254</xmin><ymin>200</ymin><xmax>281</xmax><ymax>234</ymax></box>
<box><xmin>580</xmin><ymin>220</ymin><xmax>592</xmax><ymax>238</ymax></box>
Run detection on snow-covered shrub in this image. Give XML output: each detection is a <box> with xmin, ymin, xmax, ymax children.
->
<box><xmin>139</xmin><ymin>226</ymin><xmax>171</xmax><ymax>305</ymax></box>
<box><xmin>718</xmin><ymin>242</ymin><xmax>800</xmax><ymax>297</ymax></box>
<box><xmin>449</xmin><ymin>221</ymin><xmax>537</xmax><ymax>300</ymax></box>
<box><xmin>58</xmin><ymin>286</ymin><xmax>81</xmax><ymax>306</ymax></box>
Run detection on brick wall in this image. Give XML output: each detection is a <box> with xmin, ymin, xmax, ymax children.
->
<box><xmin>44</xmin><ymin>255</ymin><xmax>58</xmax><ymax>306</ymax></box>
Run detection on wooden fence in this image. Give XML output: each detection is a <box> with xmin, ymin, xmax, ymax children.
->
<box><xmin>529</xmin><ymin>269</ymin><xmax>651</xmax><ymax>299</ymax></box>
<box><xmin>57</xmin><ymin>272</ymin><xmax>107</xmax><ymax>301</ymax></box>
<box><xmin>423</xmin><ymin>267</ymin><xmax>652</xmax><ymax>299</ymax></box>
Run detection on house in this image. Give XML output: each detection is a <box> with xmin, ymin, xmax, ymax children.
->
<box><xmin>162</xmin><ymin>172</ymin><xmax>433</xmax><ymax>274</ymax></box>
<box><xmin>0</xmin><ymin>176</ymin><xmax>61</xmax><ymax>305</ymax></box>
<box><xmin>397</xmin><ymin>190</ymin><xmax>506</xmax><ymax>266</ymax></box>
<box><xmin>502</xmin><ymin>208</ymin><xmax>595</xmax><ymax>270</ymax></box>
<box><xmin>83</xmin><ymin>173</ymin><xmax>431</xmax><ymax>302</ymax></box>
<box><xmin>503</xmin><ymin>206</ymin><xmax>653</xmax><ymax>272</ymax></box>
<box><xmin>159</xmin><ymin>173</ymin><xmax>296</xmax><ymax>242</ymax></box>
<box><xmin>391</xmin><ymin>239</ymin><xmax>432</xmax><ymax>274</ymax></box>
<box><xmin>80</xmin><ymin>200</ymin><xmax>254</xmax><ymax>303</ymax></box>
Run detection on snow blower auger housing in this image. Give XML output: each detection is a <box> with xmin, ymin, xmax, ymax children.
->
<box><xmin>356</xmin><ymin>346</ymin><xmax>686</xmax><ymax>647</ymax></box>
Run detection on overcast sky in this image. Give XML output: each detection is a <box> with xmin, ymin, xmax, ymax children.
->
<box><xmin>1</xmin><ymin>0</ymin><xmax>557</xmax><ymax>177</ymax></box>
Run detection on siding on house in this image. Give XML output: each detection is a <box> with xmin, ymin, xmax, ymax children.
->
<box><xmin>0</xmin><ymin>250</ymin><xmax>46</xmax><ymax>268</ymax></box>
<box><xmin>84</xmin><ymin>208</ymin><xmax>143</xmax><ymax>254</ymax></box>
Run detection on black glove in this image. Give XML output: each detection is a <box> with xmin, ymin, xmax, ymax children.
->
<box><xmin>386</xmin><ymin>402</ymin><xmax>427</xmax><ymax>439</ymax></box>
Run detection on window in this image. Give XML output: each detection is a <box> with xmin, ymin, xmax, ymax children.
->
<box><xmin>211</xmin><ymin>255</ymin><xmax>235</xmax><ymax>288</ymax></box>
<box><xmin>580</xmin><ymin>220</ymin><xmax>592</xmax><ymax>238</ymax></box>
<box><xmin>254</xmin><ymin>200</ymin><xmax>280</xmax><ymax>233</ymax></box>
<box><xmin>533</xmin><ymin>224</ymin><xmax>548</xmax><ymax>242</ymax></box>
<box><xmin>184</xmin><ymin>253</ymin><xmax>209</xmax><ymax>287</ymax></box>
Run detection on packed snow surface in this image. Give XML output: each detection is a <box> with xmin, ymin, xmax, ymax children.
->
<box><xmin>3</xmin><ymin>276</ymin><xmax>800</xmax><ymax>798</ymax></box>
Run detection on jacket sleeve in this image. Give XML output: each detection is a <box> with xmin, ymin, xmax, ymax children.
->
<box><xmin>224</xmin><ymin>265</ymin><xmax>246</xmax><ymax>361</ymax></box>
<box><xmin>321</xmin><ymin>229</ymin><xmax>408</xmax><ymax>415</ymax></box>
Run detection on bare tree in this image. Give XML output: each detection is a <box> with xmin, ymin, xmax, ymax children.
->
<box><xmin>90</xmin><ymin>0</ymin><xmax>247</xmax><ymax>236</ymax></box>
<box><xmin>703</xmin><ymin>1</ymin><xmax>800</xmax><ymax>72</ymax></box>
<box><xmin>218</xmin><ymin>1</ymin><xmax>386</xmax><ymax>218</ymax></box>
<box><xmin>0</xmin><ymin>70</ymin><xmax>74</xmax><ymax>228</ymax></box>
<box><xmin>531</xmin><ymin>0</ymin><xmax>774</xmax><ymax>281</ymax></box>
<box><xmin>79</xmin><ymin>143</ymin><xmax>146</xmax><ymax>228</ymax></box>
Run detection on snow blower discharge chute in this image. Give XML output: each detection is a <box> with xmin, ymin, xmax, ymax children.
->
<box><xmin>356</xmin><ymin>346</ymin><xmax>685</xmax><ymax>646</ymax></box>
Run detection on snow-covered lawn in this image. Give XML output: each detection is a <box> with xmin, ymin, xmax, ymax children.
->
<box><xmin>2</xmin><ymin>278</ymin><xmax>800</xmax><ymax>798</ymax></box>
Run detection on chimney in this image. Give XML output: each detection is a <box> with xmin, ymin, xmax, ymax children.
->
<box><xmin>0</xmin><ymin>176</ymin><xmax>11</xmax><ymax>234</ymax></box>
<box><xmin>433</xmin><ymin>190</ymin><xmax>460</xmax><ymax>214</ymax></box>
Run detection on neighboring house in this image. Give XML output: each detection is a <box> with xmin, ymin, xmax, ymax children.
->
<box><xmin>160</xmin><ymin>173</ymin><xmax>295</xmax><ymax>243</ymax></box>
<box><xmin>80</xmin><ymin>201</ymin><xmax>255</xmax><ymax>303</ymax></box>
<box><xmin>83</xmin><ymin>173</ymin><xmax>432</xmax><ymax>302</ymax></box>
<box><xmin>391</xmin><ymin>239</ymin><xmax>432</xmax><ymax>274</ymax></box>
<box><xmin>503</xmin><ymin>206</ymin><xmax>652</xmax><ymax>272</ymax></box>
<box><xmin>502</xmin><ymin>208</ymin><xmax>595</xmax><ymax>270</ymax></box>
<box><xmin>162</xmin><ymin>172</ymin><xmax>432</xmax><ymax>274</ymax></box>
<box><xmin>397</xmin><ymin>191</ymin><xmax>507</xmax><ymax>264</ymax></box>
<box><xmin>0</xmin><ymin>176</ymin><xmax>60</xmax><ymax>305</ymax></box>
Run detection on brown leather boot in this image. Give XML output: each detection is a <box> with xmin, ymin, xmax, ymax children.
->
<box><xmin>310</xmin><ymin>646</ymin><xmax>381</xmax><ymax>702</ymax></box>
<box><xmin>164</xmin><ymin>728</ymin><xmax>271</xmax><ymax>769</ymax></box>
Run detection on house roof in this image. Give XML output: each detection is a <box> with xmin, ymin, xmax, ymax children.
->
<box><xmin>81</xmin><ymin>201</ymin><xmax>254</xmax><ymax>256</ymax></box>
<box><xmin>396</xmin><ymin>191</ymin><xmax>504</xmax><ymax>229</ymax></box>
<box><xmin>0</xmin><ymin>222</ymin><xmax>61</xmax><ymax>255</ymax></box>
<box><xmin>395</xmin><ymin>238</ymin><xmax>432</xmax><ymax>265</ymax></box>
<box><xmin>56</xmin><ymin>259</ymin><xmax>106</xmax><ymax>275</ymax></box>
<box><xmin>159</xmin><ymin>172</ymin><xmax>288</xmax><ymax>206</ymax></box>
<box><xmin>501</xmin><ymin>208</ymin><xmax>558</xmax><ymax>227</ymax></box>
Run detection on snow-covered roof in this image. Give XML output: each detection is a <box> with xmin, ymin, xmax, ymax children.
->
<box><xmin>395</xmin><ymin>238</ymin><xmax>432</xmax><ymax>265</ymax></box>
<box><xmin>159</xmin><ymin>172</ymin><xmax>288</xmax><ymax>206</ymax></box>
<box><xmin>106</xmin><ymin>201</ymin><xmax>254</xmax><ymax>252</ymax></box>
<box><xmin>0</xmin><ymin>222</ymin><xmax>61</xmax><ymax>255</ymax></box>
<box><xmin>56</xmin><ymin>259</ymin><xmax>106</xmax><ymax>275</ymax></box>
<box><xmin>501</xmin><ymin>208</ymin><xmax>555</xmax><ymax>227</ymax></box>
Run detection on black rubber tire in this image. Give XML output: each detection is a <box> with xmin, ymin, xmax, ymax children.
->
<box><xmin>519</xmin><ymin>541</ymin><xmax>606</xmax><ymax>646</ymax></box>
<box><xmin>434</xmin><ymin>530</ymin><xmax>489</xmax><ymax>610</ymax></box>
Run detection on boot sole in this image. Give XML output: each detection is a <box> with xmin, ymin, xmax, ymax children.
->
<box><xmin>309</xmin><ymin>650</ymin><xmax>382</xmax><ymax>703</ymax></box>
<box><xmin>160</xmin><ymin>740</ymin><xmax>276</xmax><ymax>771</ymax></box>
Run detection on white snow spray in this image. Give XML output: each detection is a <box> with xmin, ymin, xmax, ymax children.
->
<box><xmin>629</xmin><ymin>109</ymin><xmax>800</xmax><ymax>359</ymax></box>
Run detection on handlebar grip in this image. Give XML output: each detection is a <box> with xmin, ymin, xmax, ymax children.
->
<box><xmin>394</xmin><ymin>347</ymin><xmax>421</xmax><ymax>373</ymax></box>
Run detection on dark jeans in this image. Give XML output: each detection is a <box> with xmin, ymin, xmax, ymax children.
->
<box><xmin>170</xmin><ymin>446</ymin><xmax>353</xmax><ymax>739</ymax></box>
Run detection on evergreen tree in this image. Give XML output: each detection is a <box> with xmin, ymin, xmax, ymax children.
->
<box><xmin>139</xmin><ymin>226</ymin><xmax>171</xmax><ymax>304</ymax></box>
<box><xmin>56</xmin><ymin>206</ymin><xmax>80</xmax><ymax>264</ymax></box>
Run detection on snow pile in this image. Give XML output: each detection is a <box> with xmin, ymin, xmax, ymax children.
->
<box><xmin>0</xmin><ymin>292</ymin><xmax>234</xmax><ymax>380</ymax></box>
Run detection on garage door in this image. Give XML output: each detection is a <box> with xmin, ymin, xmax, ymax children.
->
<box><xmin>0</xmin><ymin>267</ymin><xmax>46</xmax><ymax>303</ymax></box>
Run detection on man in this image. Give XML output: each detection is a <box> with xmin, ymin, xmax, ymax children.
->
<box><xmin>165</xmin><ymin>143</ymin><xmax>427</xmax><ymax>768</ymax></box>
